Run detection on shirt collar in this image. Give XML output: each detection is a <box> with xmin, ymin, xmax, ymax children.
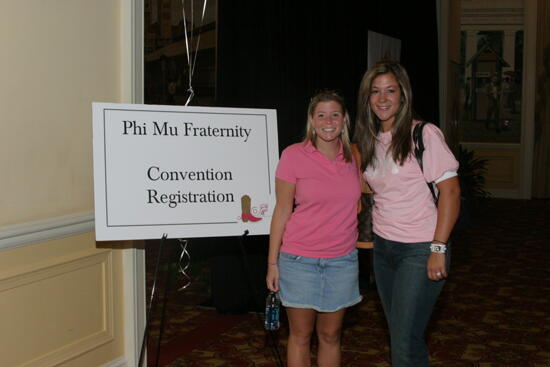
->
<box><xmin>303</xmin><ymin>139</ymin><xmax>345</xmax><ymax>161</ymax></box>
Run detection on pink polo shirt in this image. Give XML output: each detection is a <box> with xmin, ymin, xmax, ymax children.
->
<box><xmin>276</xmin><ymin>141</ymin><xmax>361</xmax><ymax>258</ymax></box>
<box><xmin>364</xmin><ymin>121</ymin><xmax>459</xmax><ymax>243</ymax></box>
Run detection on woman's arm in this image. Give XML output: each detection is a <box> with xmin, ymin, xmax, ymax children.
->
<box><xmin>427</xmin><ymin>176</ymin><xmax>461</xmax><ymax>281</ymax></box>
<box><xmin>351</xmin><ymin>143</ymin><xmax>373</xmax><ymax>194</ymax></box>
<box><xmin>266</xmin><ymin>178</ymin><xmax>295</xmax><ymax>291</ymax></box>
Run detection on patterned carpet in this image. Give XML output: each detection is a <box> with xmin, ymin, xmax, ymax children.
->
<box><xmin>145</xmin><ymin>198</ymin><xmax>550</xmax><ymax>366</ymax></box>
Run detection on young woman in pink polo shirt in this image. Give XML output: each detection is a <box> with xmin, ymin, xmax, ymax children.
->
<box><xmin>354</xmin><ymin>62</ymin><xmax>461</xmax><ymax>367</ymax></box>
<box><xmin>266</xmin><ymin>90</ymin><xmax>362</xmax><ymax>367</ymax></box>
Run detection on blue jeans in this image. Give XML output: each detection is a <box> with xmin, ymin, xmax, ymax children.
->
<box><xmin>373</xmin><ymin>234</ymin><xmax>450</xmax><ymax>367</ymax></box>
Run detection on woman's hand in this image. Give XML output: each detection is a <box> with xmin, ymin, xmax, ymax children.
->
<box><xmin>266</xmin><ymin>264</ymin><xmax>280</xmax><ymax>292</ymax></box>
<box><xmin>427</xmin><ymin>252</ymin><xmax>447</xmax><ymax>281</ymax></box>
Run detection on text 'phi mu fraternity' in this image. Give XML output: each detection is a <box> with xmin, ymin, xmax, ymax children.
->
<box><xmin>122</xmin><ymin>120</ymin><xmax>252</xmax><ymax>142</ymax></box>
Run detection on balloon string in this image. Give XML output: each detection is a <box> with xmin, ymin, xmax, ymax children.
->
<box><xmin>177</xmin><ymin>239</ymin><xmax>192</xmax><ymax>291</ymax></box>
<box><xmin>181</xmin><ymin>2</ymin><xmax>192</xmax><ymax>103</ymax></box>
<box><xmin>190</xmin><ymin>0</ymin><xmax>208</xmax><ymax>79</ymax></box>
<box><xmin>181</xmin><ymin>0</ymin><xmax>208</xmax><ymax>106</ymax></box>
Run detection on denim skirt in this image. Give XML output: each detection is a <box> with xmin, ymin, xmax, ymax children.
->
<box><xmin>278</xmin><ymin>249</ymin><xmax>362</xmax><ymax>312</ymax></box>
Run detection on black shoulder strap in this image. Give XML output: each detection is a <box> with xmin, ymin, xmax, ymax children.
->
<box><xmin>413</xmin><ymin>121</ymin><xmax>426</xmax><ymax>171</ymax></box>
<box><xmin>413</xmin><ymin>122</ymin><xmax>438</xmax><ymax>203</ymax></box>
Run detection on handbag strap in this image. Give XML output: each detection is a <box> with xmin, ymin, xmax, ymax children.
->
<box><xmin>412</xmin><ymin>121</ymin><xmax>438</xmax><ymax>203</ymax></box>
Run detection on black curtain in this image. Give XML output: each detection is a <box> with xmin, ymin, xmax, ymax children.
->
<box><xmin>212</xmin><ymin>0</ymin><xmax>439</xmax><ymax>312</ymax></box>
<box><xmin>363</xmin><ymin>1</ymin><xmax>440</xmax><ymax>123</ymax></box>
<box><xmin>217</xmin><ymin>0</ymin><xmax>440</xmax><ymax>150</ymax></box>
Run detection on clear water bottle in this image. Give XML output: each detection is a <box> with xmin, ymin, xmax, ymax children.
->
<box><xmin>265</xmin><ymin>291</ymin><xmax>280</xmax><ymax>331</ymax></box>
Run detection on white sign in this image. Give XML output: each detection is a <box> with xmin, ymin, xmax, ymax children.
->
<box><xmin>367</xmin><ymin>30</ymin><xmax>401</xmax><ymax>69</ymax></box>
<box><xmin>92</xmin><ymin>103</ymin><xmax>279</xmax><ymax>241</ymax></box>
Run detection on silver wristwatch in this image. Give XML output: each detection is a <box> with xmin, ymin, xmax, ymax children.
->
<box><xmin>430</xmin><ymin>243</ymin><xmax>447</xmax><ymax>253</ymax></box>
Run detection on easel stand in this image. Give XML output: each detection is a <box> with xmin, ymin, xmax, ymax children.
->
<box><xmin>138</xmin><ymin>234</ymin><xmax>182</xmax><ymax>367</ymax></box>
<box><xmin>237</xmin><ymin>230</ymin><xmax>285</xmax><ymax>367</ymax></box>
<box><xmin>137</xmin><ymin>231</ymin><xmax>284</xmax><ymax>367</ymax></box>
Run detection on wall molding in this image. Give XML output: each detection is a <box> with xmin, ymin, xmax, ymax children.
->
<box><xmin>0</xmin><ymin>250</ymin><xmax>114</xmax><ymax>367</ymax></box>
<box><xmin>519</xmin><ymin>0</ymin><xmax>537</xmax><ymax>199</ymax></box>
<box><xmin>0</xmin><ymin>211</ymin><xmax>94</xmax><ymax>252</ymax></box>
<box><xmin>122</xmin><ymin>1</ymin><xmax>146</xmax><ymax>367</ymax></box>
<box><xmin>102</xmin><ymin>356</ymin><xmax>127</xmax><ymax>367</ymax></box>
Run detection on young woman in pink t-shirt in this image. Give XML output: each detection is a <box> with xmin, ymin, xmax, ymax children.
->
<box><xmin>266</xmin><ymin>90</ymin><xmax>362</xmax><ymax>367</ymax></box>
<box><xmin>354</xmin><ymin>62</ymin><xmax>461</xmax><ymax>367</ymax></box>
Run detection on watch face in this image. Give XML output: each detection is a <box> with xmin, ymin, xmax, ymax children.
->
<box><xmin>430</xmin><ymin>244</ymin><xmax>446</xmax><ymax>253</ymax></box>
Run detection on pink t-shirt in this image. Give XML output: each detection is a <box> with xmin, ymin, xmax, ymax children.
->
<box><xmin>276</xmin><ymin>141</ymin><xmax>361</xmax><ymax>258</ymax></box>
<box><xmin>364</xmin><ymin>121</ymin><xmax>459</xmax><ymax>243</ymax></box>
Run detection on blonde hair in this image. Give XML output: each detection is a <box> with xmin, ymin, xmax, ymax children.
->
<box><xmin>304</xmin><ymin>90</ymin><xmax>352</xmax><ymax>162</ymax></box>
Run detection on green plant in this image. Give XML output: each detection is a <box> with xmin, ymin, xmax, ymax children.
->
<box><xmin>457</xmin><ymin>145</ymin><xmax>490</xmax><ymax>204</ymax></box>
<box><xmin>451</xmin><ymin>145</ymin><xmax>490</xmax><ymax>233</ymax></box>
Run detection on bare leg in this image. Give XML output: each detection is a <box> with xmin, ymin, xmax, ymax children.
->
<box><xmin>286</xmin><ymin>307</ymin><xmax>316</xmax><ymax>367</ymax></box>
<box><xmin>316</xmin><ymin>309</ymin><xmax>346</xmax><ymax>367</ymax></box>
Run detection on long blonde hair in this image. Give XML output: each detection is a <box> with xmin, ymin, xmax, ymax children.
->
<box><xmin>304</xmin><ymin>90</ymin><xmax>352</xmax><ymax>162</ymax></box>
<box><xmin>354</xmin><ymin>62</ymin><xmax>414</xmax><ymax>171</ymax></box>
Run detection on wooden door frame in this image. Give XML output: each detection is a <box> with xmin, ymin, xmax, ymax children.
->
<box><xmin>438</xmin><ymin>0</ymin><xmax>537</xmax><ymax>199</ymax></box>
<box><xmin>122</xmin><ymin>0</ymin><xmax>146</xmax><ymax>366</ymax></box>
